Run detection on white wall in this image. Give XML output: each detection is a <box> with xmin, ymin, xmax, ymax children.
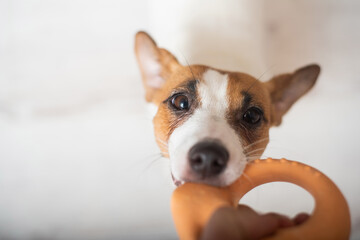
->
<box><xmin>0</xmin><ymin>0</ymin><xmax>359</xmax><ymax>239</ymax></box>
<box><xmin>0</xmin><ymin>0</ymin><xmax>149</xmax><ymax>112</ymax></box>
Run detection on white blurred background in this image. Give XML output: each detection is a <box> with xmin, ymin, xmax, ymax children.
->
<box><xmin>1</xmin><ymin>0</ymin><xmax>359</xmax><ymax>239</ymax></box>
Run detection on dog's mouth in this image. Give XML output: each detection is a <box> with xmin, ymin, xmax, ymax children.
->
<box><xmin>171</xmin><ymin>174</ymin><xmax>185</xmax><ymax>187</ymax></box>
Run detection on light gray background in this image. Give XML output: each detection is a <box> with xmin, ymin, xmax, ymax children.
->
<box><xmin>1</xmin><ymin>0</ymin><xmax>359</xmax><ymax>239</ymax></box>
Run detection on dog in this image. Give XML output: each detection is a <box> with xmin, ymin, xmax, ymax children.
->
<box><xmin>134</xmin><ymin>31</ymin><xmax>320</xmax><ymax>187</ymax></box>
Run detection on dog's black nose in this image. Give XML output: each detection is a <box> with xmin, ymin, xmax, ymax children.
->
<box><xmin>188</xmin><ymin>141</ymin><xmax>229</xmax><ymax>178</ymax></box>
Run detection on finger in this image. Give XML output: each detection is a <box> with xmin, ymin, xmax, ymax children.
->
<box><xmin>237</xmin><ymin>204</ymin><xmax>259</xmax><ymax>217</ymax></box>
<box><xmin>293</xmin><ymin>212</ymin><xmax>310</xmax><ymax>225</ymax></box>
<box><xmin>201</xmin><ymin>207</ymin><xmax>245</xmax><ymax>240</ymax></box>
<box><xmin>245</xmin><ymin>214</ymin><xmax>281</xmax><ymax>239</ymax></box>
<box><xmin>264</xmin><ymin>212</ymin><xmax>294</xmax><ymax>228</ymax></box>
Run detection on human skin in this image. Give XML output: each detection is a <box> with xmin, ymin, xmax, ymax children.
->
<box><xmin>201</xmin><ymin>205</ymin><xmax>309</xmax><ymax>240</ymax></box>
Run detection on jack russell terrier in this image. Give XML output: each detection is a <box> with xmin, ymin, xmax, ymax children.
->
<box><xmin>134</xmin><ymin>31</ymin><xmax>320</xmax><ymax>187</ymax></box>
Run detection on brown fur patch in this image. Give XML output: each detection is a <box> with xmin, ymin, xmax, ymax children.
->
<box><xmin>152</xmin><ymin>65</ymin><xmax>208</xmax><ymax>155</ymax></box>
<box><xmin>226</xmin><ymin>72</ymin><xmax>272</xmax><ymax>160</ymax></box>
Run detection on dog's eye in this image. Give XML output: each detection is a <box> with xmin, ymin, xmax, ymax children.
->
<box><xmin>171</xmin><ymin>94</ymin><xmax>190</xmax><ymax>111</ymax></box>
<box><xmin>243</xmin><ymin>107</ymin><xmax>262</xmax><ymax>124</ymax></box>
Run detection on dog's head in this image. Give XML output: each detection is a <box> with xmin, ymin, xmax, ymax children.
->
<box><xmin>135</xmin><ymin>32</ymin><xmax>320</xmax><ymax>187</ymax></box>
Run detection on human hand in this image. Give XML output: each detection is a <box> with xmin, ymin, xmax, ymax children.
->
<box><xmin>201</xmin><ymin>204</ymin><xmax>309</xmax><ymax>240</ymax></box>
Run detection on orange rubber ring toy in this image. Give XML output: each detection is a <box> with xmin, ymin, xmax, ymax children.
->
<box><xmin>171</xmin><ymin>158</ymin><xmax>351</xmax><ymax>240</ymax></box>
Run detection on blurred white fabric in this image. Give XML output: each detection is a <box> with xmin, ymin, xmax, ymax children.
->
<box><xmin>0</xmin><ymin>0</ymin><xmax>359</xmax><ymax>239</ymax></box>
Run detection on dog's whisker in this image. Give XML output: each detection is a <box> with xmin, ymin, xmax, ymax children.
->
<box><xmin>143</xmin><ymin>157</ymin><xmax>162</xmax><ymax>172</ymax></box>
<box><xmin>244</xmin><ymin>137</ymin><xmax>269</xmax><ymax>149</ymax></box>
<box><xmin>245</xmin><ymin>147</ymin><xmax>266</xmax><ymax>155</ymax></box>
<box><xmin>256</xmin><ymin>64</ymin><xmax>277</xmax><ymax>82</ymax></box>
<box><xmin>155</xmin><ymin>137</ymin><xmax>168</xmax><ymax>145</ymax></box>
<box><xmin>135</xmin><ymin>155</ymin><xmax>168</xmax><ymax>185</ymax></box>
<box><xmin>155</xmin><ymin>147</ymin><xmax>169</xmax><ymax>156</ymax></box>
<box><xmin>247</xmin><ymin>153</ymin><xmax>263</xmax><ymax>158</ymax></box>
<box><xmin>243</xmin><ymin>137</ymin><xmax>269</xmax><ymax>150</ymax></box>
<box><xmin>244</xmin><ymin>64</ymin><xmax>277</xmax><ymax>95</ymax></box>
<box><xmin>132</xmin><ymin>150</ymin><xmax>169</xmax><ymax>172</ymax></box>
<box><xmin>242</xmin><ymin>172</ymin><xmax>255</xmax><ymax>186</ymax></box>
<box><xmin>238</xmin><ymin>122</ymin><xmax>254</xmax><ymax>143</ymax></box>
<box><xmin>140</xmin><ymin>153</ymin><xmax>168</xmax><ymax>175</ymax></box>
<box><xmin>155</xmin><ymin>138</ymin><xmax>169</xmax><ymax>148</ymax></box>
<box><xmin>178</xmin><ymin>50</ymin><xmax>203</xmax><ymax>81</ymax></box>
<box><xmin>130</xmin><ymin>152</ymin><xmax>163</xmax><ymax>166</ymax></box>
<box><xmin>156</xmin><ymin>142</ymin><xmax>168</xmax><ymax>149</ymax></box>
<box><xmin>246</xmin><ymin>154</ymin><xmax>263</xmax><ymax>162</ymax></box>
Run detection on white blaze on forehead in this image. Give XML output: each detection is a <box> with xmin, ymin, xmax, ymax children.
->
<box><xmin>198</xmin><ymin>70</ymin><xmax>229</xmax><ymax>116</ymax></box>
<box><xmin>168</xmin><ymin>69</ymin><xmax>247</xmax><ymax>186</ymax></box>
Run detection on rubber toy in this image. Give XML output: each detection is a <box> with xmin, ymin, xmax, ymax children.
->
<box><xmin>171</xmin><ymin>158</ymin><xmax>351</xmax><ymax>240</ymax></box>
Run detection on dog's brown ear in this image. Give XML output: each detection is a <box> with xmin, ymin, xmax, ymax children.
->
<box><xmin>265</xmin><ymin>64</ymin><xmax>320</xmax><ymax>126</ymax></box>
<box><xmin>134</xmin><ymin>31</ymin><xmax>181</xmax><ymax>102</ymax></box>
